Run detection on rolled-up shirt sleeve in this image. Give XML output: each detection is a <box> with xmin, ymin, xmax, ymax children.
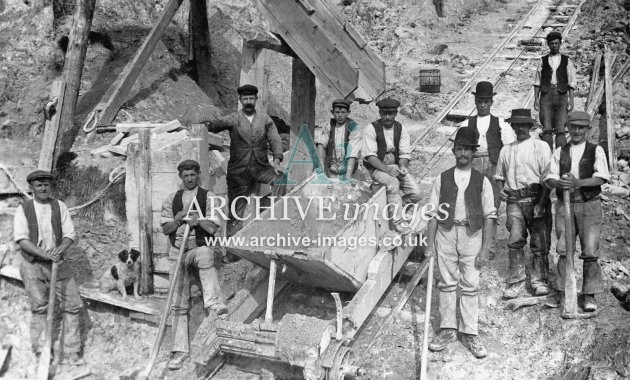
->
<box><xmin>398</xmin><ymin>126</ymin><xmax>412</xmax><ymax>160</ymax></box>
<box><xmin>265</xmin><ymin>115</ymin><xmax>284</xmax><ymax>161</ymax></box>
<box><xmin>59</xmin><ymin>201</ymin><xmax>76</xmax><ymax>241</ymax></box>
<box><xmin>593</xmin><ymin>145</ymin><xmax>610</xmax><ymax>181</ymax></box>
<box><xmin>534</xmin><ymin>61</ymin><xmax>542</xmax><ymax>87</ymax></box>
<box><xmin>161</xmin><ymin>192</ymin><xmax>176</xmax><ymax>225</ymax></box>
<box><xmin>494</xmin><ymin>147</ymin><xmax>508</xmax><ymax>181</ymax></box>
<box><xmin>13</xmin><ymin>205</ymin><xmax>28</xmax><ymax>243</ymax></box>
<box><xmin>314</xmin><ymin>124</ymin><xmax>330</xmax><ymax>147</ymax></box>
<box><xmin>362</xmin><ymin>124</ymin><xmax>378</xmax><ymax>158</ymax></box>
<box><xmin>425</xmin><ymin>175</ymin><xmax>441</xmax><ymax>219</ymax></box>
<box><xmin>482</xmin><ymin>178</ymin><xmax>497</xmax><ymax>219</ymax></box>
<box><xmin>537</xmin><ymin>142</ymin><xmax>552</xmax><ymax>184</ymax></box>
<box><xmin>544</xmin><ymin>147</ymin><xmax>562</xmax><ymax>182</ymax></box>
<box><xmin>346</xmin><ymin>123</ymin><xmax>362</xmax><ymax>159</ymax></box>
<box><xmin>567</xmin><ymin>58</ymin><xmax>577</xmax><ymax>90</ymax></box>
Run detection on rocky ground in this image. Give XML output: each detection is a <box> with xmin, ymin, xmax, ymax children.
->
<box><xmin>2</xmin><ymin>0</ymin><xmax>630</xmax><ymax>379</ymax></box>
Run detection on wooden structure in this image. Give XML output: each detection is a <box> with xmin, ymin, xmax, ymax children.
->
<box><xmin>604</xmin><ymin>47</ymin><xmax>617</xmax><ymax>171</ymax></box>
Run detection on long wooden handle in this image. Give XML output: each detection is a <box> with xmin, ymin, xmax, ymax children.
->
<box><xmin>142</xmin><ymin>224</ymin><xmax>191</xmax><ymax>377</ymax></box>
<box><xmin>36</xmin><ymin>261</ymin><xmax>58</xmax><ymax>380</ymax></box>
<box><xmin>420</xmin><ymin>256</ymin><xmax>435</xmax><ymax>380</ymax></box>
<box><xmin>563</xmin><ymin>190</ymin><xmax>578</xmax><ymax>314</ymax></box>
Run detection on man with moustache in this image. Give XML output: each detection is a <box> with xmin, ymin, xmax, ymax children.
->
<box><xmin>461</xmin><ymin>81</ymin><xmax>516</xmax><ymax>259</ymax></box>
<box><xmin>204</xmin><ymin>84</ymin><xmax>285</xmax><ymax>235</ymax></box>
<box><xmin>533</xmin><ymin>31</ymin><xmax>576</xmax><ymax>150</ymax></box>
<box><xmin>161</xmin><ymin>159</ymin><xmax>227</xmax><ymax>370</ymax></box>
<box><xmin>495</xmin><ymin>109</ymin><xmax>553</xmax><ymax>299</ymax></box>
<box><xmin>544</xmin><ymin>111</ymin><xmax>609</xmax><ymax>311</ymax></box>
<box><xmin>425</xmin><ymin>128</ymin><xmax>496</xmax><ymax>358</ymax></box>
<box><xmin>13</xmin><ymin>170</ymin><xmax>85</xmax><ymax>366</ymax></box>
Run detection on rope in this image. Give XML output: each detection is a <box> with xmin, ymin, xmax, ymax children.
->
<box><xmin>0</xmin><ymin>164</ymin><xmax>32</xmax><ymax>200</ymax></box>
<box><xmin>68</xmin><ymin>165</ymin><xmax>126</xmax><ymax>214</ymax></box>
<box><xmin>82</xmin><ymin>110</ymin><xmax>98</xmax><ymax>134</ymax></box>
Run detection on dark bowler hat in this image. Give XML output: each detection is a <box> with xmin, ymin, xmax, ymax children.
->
<box><xmin>505</xmin><ymin>108</ymin><xmax>537</xmax><ymax>124</ymax></box>
<box><xmin>375</xmin><ymin>97</ymin><xmax>401</xmax><ymax>111</ymax></box>
<box><xmin>567</xmin><ymin>111</ymin><xmax>591</xmax><ymax>127</ymax></box>
<box><xmin>26</xmin><ymin>170</ymin><xmax>54</xmax><ymax>184</ymax></box>
<box><xmin>177</xmin><ymin>159</ymin><xmax>200</xmax><ymax>173</ymax></box>
<box><xmin>546</xmin><ymin>31</ymin><xmax>562</xmax><ymax>42</ymax></box>
<box><xmin>237</xmin><ymin>84</ymin><xmax>258</xmax><ymax>96</ymax></box>
<box><xmin>332</xmin><ymin>98</ymin><xmax>351</xmax><ymax>110</ymax></box>
<box><xmin>450</xmin><ymin>127</ymin><xmax>480</xmax><ymax>147</ymax></box>
<box><xmin>472</xmin><ymin>81</ymin><xmax>497</xmax><ymax>98</ymax></box>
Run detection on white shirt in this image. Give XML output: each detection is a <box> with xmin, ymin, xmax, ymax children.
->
<box><xmin>245</xmin><ymin>114</ymin><xmax>255</xmax><ymax>124</ymax></box>
<box><xmin>314</xmin><ymin>121</ymin><xmax>362</xmax><ymax>160</ymax></box>
<box><xmin>460</xmin><ymin>115</ymin><xmax>516</xmax><ymax>153</ymax></box>
<box><xmin>494</xmin><ymin>137</ymin><xmax>552</xmax><ymax>190</ymax></box>
<box><xmin>363</xmin><ymin>122</ymin><xmax>412</xmax><ymax>161</ymax></box>
<box><xmin>534</xmin><ymin>54</ymin><xmax>577</xmax><ymax>89</ymax></box>
<box><xmin>13</xmin><ymin>200</ymin><xmax>76</xmax><ymax>249</ymax></box>
<box><xmin>544</xmin><ymin>141</ymin><xmax>610</xmax><ymax>182</ymax></box>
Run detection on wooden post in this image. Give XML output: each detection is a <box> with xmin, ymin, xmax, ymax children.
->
<box><xmin>240</xmin><ymin>42</ymin><xmax>270</xmax><ymax>115</ymax></box>
<box><xmin>288</xmin><ymin>58</ymin><xmax>316</xmax><ymax>186</ymax></box>
<box><xmin>265</xmin><ymin>259</ymin><xmax>277</xmax><ymax>323</ymax></box>
<box><xmin>38</xmin><ymin>80</ymin><xmax>66</xmax><ymax>171</ymax></box>
<box><xmin>189</xmin><ymin>0</ymin><xmax>213</xmax><ymax>93</ymax></box>
<box><xmin>586</xmin><ymin>50</ymin><xmax>602</xmax><ymax>109</ymax></box>
<box><xmin>138</xmin><ymin>129</ymin><xmax>154</xmax><ymax>294</ymax></box>
<box><xmin>52</xmin><ymin>0</ymin><xmax>96</xmax><ymax>170</ymax></box>
<box><xmin>604</xmin><ymin>47</ymin><xmax>617</xmax><ymax>171</ymax></box>
<box><xmin>433</xmin><ymin>0</ymin><xmax>445</xmax><ymax>17</ymax></box>
<box><xmin>585</xmin><ymin>59</ymin><xmax>629</xmax><ymax>120</ymax></box>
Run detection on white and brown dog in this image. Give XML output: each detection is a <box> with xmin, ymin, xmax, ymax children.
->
<box><xmin>99</xmin><ymin>249</ymin><xmax>142</xmax><ymax>300</ymax></box>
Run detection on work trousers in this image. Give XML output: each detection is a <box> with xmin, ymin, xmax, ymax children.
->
<box><xmin>169</xmin><ymin>245</ymin><xmax>223</xmax><ymax>353</ymax></box>
<box><xmin>472</xmin><ymin>154</ymin><xmax>499</xmax><ymax>253</ymax></box>
<box><xmin>227</xmin><ymin>165</ymin><xmax>286</xmax><ymax>234</ymax></box>
<box><xmin>20</xmin><ymin>259</ymin><xmax>83</xmax><ymax>355</ymax></box>
<box><xmin>436</xmin><ymin>225</ymin><xmax>482</xmax><ymax>335</ymax></box>
<box><xmin>553</xmin><ymin>199</ymin><xmax>604</xmax><ymax>294</ymax></box>
<box><xmin>505</xmin><ymin>198</ymin><xmax>552</xmax><ymax>288</ymax></box>
<box><xmin>369</xmin><ymin>164</ymin><xmax>422</xmax><ymax>220</ymax></box>
<box><xmin>539</xmin><ymin>88</ymin><xmax>568</xmax><ymax>150</ymax></box>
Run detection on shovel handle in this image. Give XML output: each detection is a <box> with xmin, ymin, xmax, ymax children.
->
<box><xmin>36</xmin><ymin>261</ymin><xmax>58</xmax><ymax>380</ymax></box>
<box><xmin>563</xmin><ymin>189</ymin><xmax>578</xmax><ymax>315</ymax></box>
<box><xmin>420</xmin><ymin>255</ymin><xmax>435</xmax><ymax>380</ymax></box>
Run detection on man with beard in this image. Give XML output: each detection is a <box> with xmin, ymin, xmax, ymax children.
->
<box><xmin>425</xmin><ymin>127</ymin><xmax>496</xmax><ymax>358</ymax></box>
<box><xmin>13</xmin><ymin>170</ymin><xmax>85</xmax><ymax>366</ymax></box>
<box><xmin>205</xmin><ymin>84</ymin><xmax>285</xmax><ymax>235</ymax></box>
<box><xmin>461</xmin><ymin>81</ymin><xmax>516</xmax><ymax>259</ymax></box>
<box><xmin>533</xmin><ymin>31</ymin><xmax>576</xmax><ymax>150</ymax></box>
<box><xmin>495</xmin><ymin>109</ymin><xmax>553</xmax><ymax>299</ymax></box>
<box><xmin>161</xmin><ymin>159</ymin><xmax>227</xmax><ymax>370</ymax></box>
<box><xmin>544</xmin><ymin>111</ymin><xmax>609</xmax><ymax>311</ymax></box>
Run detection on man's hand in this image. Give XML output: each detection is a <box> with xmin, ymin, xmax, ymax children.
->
<box><xmin>388</xmin><ymin>166</ymin><xmax>402</xmax><ymax>178</ymax></box>
<box><xmin>174</xmin><ymin>210</ymin><xmax>187</xmax><ymax>222</ymax></box>
<box><xmin>567</xmin><ymin>97</ymin><xmax>574</xmax><ymax>112</ymax></box>
<box><xmin>186</xmin><ymin>213</ymin><xmax>199</xmax><ymax>227</ymax></box>
<box><xmin>533</xmin><ymin>202</ymin><xmax>545</xmax><ymax>219</ymax></box>
<box><xmin>425</xmin><ymin>246</ymin><xmax>436</xmax><ymax>259</ymax></box>
<box><xmin>272</xmin><ymin>159</ymin><xmax>283</xmax><ymax>175</ymax></box>
<box><xmin>476</xmin><ymin>248</ymin><xmax>490</xmax><ymax>269</ymax></box>
<box><xmin>399</xmin><ymin>167</ymin><xmax>409</xmax><ymax>176</ymax></box>
<box><xmin>559</xmin><ymin>173</ymin><xmax>579</xmax><ymax>190</ymax></box>
<box><xmin>534</xmin><ymin>98</ymin><xmax>540</xmax><ymax>111</ymax></box>
<box><xmin>46</xmin><ymin>247</ymin><xmax>62</xmax><ymax>262</ymax></box>
<box><xmin>498</xmin><ymin>189</ymin><xmax>508</xmax><ymax>202</ymax></box>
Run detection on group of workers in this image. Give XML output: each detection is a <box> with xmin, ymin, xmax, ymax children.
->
<box><xmin>12</xmin><ymin>30</ymin><xmax>608</xmax><ymax>370</ymax></box>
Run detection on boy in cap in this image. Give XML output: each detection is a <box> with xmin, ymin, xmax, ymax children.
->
<box><xmin>315</xmin><ymin>99</ymin><xmax>362</xmax><ymax>180</ymax></box>
<box><xmin>425</xmin><ymin>127</ymin><xmax>496</xmax><ymax>359</ymax></box>
<box><xmin>13</xmin><ymin>170</ymin><xmax>85</xmax><ymax>366</ymax></box>
<box><xmin>461</xmin><ymin>81</ymin><xmax>517</xmax><ymax>258</ymax></box>
<box><xmin>495</xmin><ymin>109</ymin><xmax>553</xmax><ymax>299</ymax></box>
<box><xmin>204</xmin><ymin>84</ymin><xmax>286</xmax><ymax>235</ymax></box>
<box><xmin>363</xmin><ymin>97</ymin><xmax>422</xmax><ymax>234</ymax></box>
<box><xmin>533</xmin><ymin>31</ymin><xmax>576</xmax><ymax>150</ymax></box>
<box><xmin>161</xmin><ymin>159</ymin><xmax>227</xmax><ymax>370</ymax></box>
<box><xmin>544</xmin><ymin>111</ymin><xmax>609</xmax><ymax>311</ymax></box>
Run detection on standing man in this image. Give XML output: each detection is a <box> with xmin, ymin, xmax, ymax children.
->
<box><xmin>495</xmin><ymin>109</ymin><xmax>553</xmax><ymax>299</ymax></box>
<box><xmin>363</xmin><ymin>97</ymin><xmax>422</xmax><ymax>234</ymax></box>
<box><xmin>461</xmin><ymin>81</ymin><xmax>517</xmax><ymax>258</ymax></box>
<box><xmin>544</xmin><ymin>111</ymin><xmax>609</xmax><ymax>311</ymax></box>
<box><xmin>533</xmin><ymin>31</ymin><xmax>576</xmax><ymax>150</ymax></box>
<box><xmin>314</xmin><ymin>99</ymin><xmax>362</xmax><ymax>180</ymax></box>
<box><xmin>13</xmin><ymin>170</ymin><xmax>85</xmax><ymax>366</ymax></box>
<box><xmin>161</xmin><ymin>160</ymin><xmax>227</xmax><ymax>370</ymax></box>
<box><xmin>426</xmin><ymin>128</ymin><xmax>496</xmax><ymax>359</ymax></box>
<box><xmin>205</xmin><ymin>84</ymin><xmax>286</xmax><ymax>235</ymax></box>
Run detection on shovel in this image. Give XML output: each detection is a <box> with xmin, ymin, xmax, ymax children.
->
<box><xmin>420</xmin><ymin>255</ymin><xmax>434</xmax><ymax>380</ymax></box>
<box><xmin>36</xmin><ymin>261</ymin><xmax>58</xmax><ymax>380</ymax></box>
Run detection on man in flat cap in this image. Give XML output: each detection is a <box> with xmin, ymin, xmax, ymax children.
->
<box><xmin>544</xmin><ymin>111</ymin><xmax>609</xmax><ymax>311</ymax></box>
<box><xmin>314</xmin><ymin>98</ymin><xmax>362</xmax><ymax>180</ymax></box>
<box><xmin>425</xmin><ymin>128</ymin><xmax>496</xmax><ymax>359</ymax></box>
<box><xmin>461</xmin><ymin>81</ymin><xmax>516</xmax><ymax>259</ymax></box>
<box><xmin>161</xmin><ymin>159</ymin><xmax>227</xmax><ymax>370</ymax></box>
<box><xmin>204</xmin><ymin>84</ymin><xmax>286</xmax><ymax>235</ymax></box>
<box><xmin>495</xmin><ymin>109</ymin><xmax>553</xmax><ymax>299</ymax></box>
<box><xmin>534</xmin><ymin>31</ymin><xmax>576</xmax><ymax>151</ymax></box>
<box><xmin>13</xmin><ymin>170</ymin><xmax>86</xmax><ymax>366</ymax></box>
<box><xmin>363</xmin><ymin>97</ymin><xmax>421</xmax><ymax>234</ymax></box>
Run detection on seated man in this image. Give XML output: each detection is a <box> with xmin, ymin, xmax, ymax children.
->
<box><xmin>161</xmin><ymin>159</ymin><xmax>227</xmax><ymax>370</ymax></box>
<box><xmin>363</xmin><ymin>97</ymin><xmax>422</xmax><ymax>234</ymax></box>
<box><xmin>314</xmin><ymin>98</ymin><xmax>362</xmax><ymax>180</ymax></box>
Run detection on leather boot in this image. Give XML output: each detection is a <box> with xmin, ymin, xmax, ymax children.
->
<box><xmin>531</xmin><ymin>254</ymin><xmax>550</xmax><ymax>295</ymax></box>
<box><xmin>507</xmin><ymin>248</ymin><xmax>526</xmax><ymax>285</ymax></box>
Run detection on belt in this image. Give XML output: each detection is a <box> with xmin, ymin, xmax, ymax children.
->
<box><xmin>505</xmin><ymin>184</ymin><xmax>542</xmax><ymax>200</ymax></box>
<box><xmin>452</xmin><ymin>219</ymin><xmax>470</xmax><ymax>226</ymax></box>
<box><xmin>569</xmin><ymin>194</ymin><xmax>600</xmax><ymax>203</ymax></box>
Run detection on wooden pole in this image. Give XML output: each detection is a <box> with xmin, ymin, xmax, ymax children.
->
<box><xmin>604</xmin><ymin>47</ymin><xmax>617</xmax><ymax>171</ymax></box>
<box><xmin>265</xmin><ymin>259</ymin><xmax>277</xmax><ymax>323</ymax></box>
<box><xmin>562</xmin><ymin>189</ymin><xmax>578</xmax><ymax>317</ymax></box>
<box><xmin>36</xmin><ymin>262</ymin><xmax>58</xmax><ymax>380</ymax></box>
<box><xmin>189</xmin><ymin>0</ymin><xmax>213</xmax><ymax>93</ymax></box>
<box><xmin>138</xmin><ymin>129</ymin><xmax>154</xmax><ymax>295</ymax></box>
<box><xmin>52</xmin><ymin>0</ymin><xmax>96</xmax><ymax>169</ymax></box>
<box><xmin>585</xmin><ymin>58</ymin><xmax>629</xmax><ymax>119</ymax></box>
<box><xmin>586</xmin><ymin>50</ymin><xmax>602</xmax><ymax>109</ymax></box>
<box><xmin>38</xmin><ymin>80</ymin><xmax>66</xmax><ymax>171</ymax></box>
<box><xmin>288</xmin><ymin>58</ymin><xmax>316</xmax><ymax>186</ymax></box>
<box><xmin>420</xmin><ymin>256</ymin><xmax>434</xmax><ymax>380</ymax></box>
<box><xmin>240</xmin><ymin>42</ymin><xmax>270</xmax><ymax>115</ymax></box>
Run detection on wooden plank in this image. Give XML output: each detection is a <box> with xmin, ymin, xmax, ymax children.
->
<box><xmin>258</xmin><ymin>0</ymin><xmax>359</xmax><ymax>98</ymax></box>
<box><xmin>95</xmin><ymin>0</ymin><xmax>184</xmax><ymax>126</ymax></box>
<box><xmin>0</xmin><ymin>343</ymin><xmax>11</xmax><ymax>374</ymax></box>
<box><xmin>586</xmin><ymin>50</ymin><xmax>602</xmax><ymax>108</ymax></box>
<box><xmin>38</xmin><ymin>80</ymin><xmax>66</xmax><ymax>171</ymax></box>
<box><xmin>604</xmin><ymin>47</ymin><xmax>617</xmax><ymax>171</ymax></box>
<box><xmin>240</xmin><ymin>42</ymin><xmax>270</xmax><ymax>116</ymax></box>
<box><xmin>585</xmin><ymin>57</ymin><xmax>628</xmax><ymax>119</ymax></box>
<box><xmin>138</xmin><ymin>129</ymin><xmax>154</xmax><ymax>294</ymax></box>
<box><xmin>189</xmin><ymin>0</ymin><xmax>213</xmax><ymax>93</ymax></box>
<box><xmin>109</xmin><ymin>132</ymin><xmax>126</xmax><ymax>145</ymax></box>
<box><xmin>115</xmin><ymin>120</ymin><xmax>181</xmax><ymax>133</ymax></box>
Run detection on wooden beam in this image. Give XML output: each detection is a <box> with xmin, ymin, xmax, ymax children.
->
<box><xmin>94</xmin><ymin>0</ymin><xmax>184</xmax><ymax>127</ymax></box>
<box><xmin>38</xmin><ymin>80</ymin><xmax>66</xmax><ymax>171</ymax></box>
<box><xmin>240</xmin><ymin>42</ymin><xmax>270</xmax><ymax>116</ymax></box>
<box><xmin>604</xmin><ymin>47</ymin><xmax>617</xmax><ymax>171</ymax></box>
<box><xmin>586</xmin><ymin>50</ymin><xmax>602</xmax><ymax>108</ymax></box>
<box><xmin>189</xmin><ymin>0</ymin><xmax>213</xmax><ymax>93</ymax></box>
<box><xmin>137</xmin><ymin>129</ymin><xmax>154</xmax><ymax>294</ymax></box>
<box><xmin>585</xmin><ymin>57</ymin><xmax>629</xmax><ymax>119</ymax></box>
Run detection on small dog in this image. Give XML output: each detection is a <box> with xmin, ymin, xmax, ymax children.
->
<box><xmin>99</xmin><ymin>249</ymin><xmax>142</xmax><ymax>300</ymax></box>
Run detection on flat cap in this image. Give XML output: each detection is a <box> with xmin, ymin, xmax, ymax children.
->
<box><xmin>567</xmin><ymin>111</ymin><xmax>591</xmax><ymax>126</ymax></box>
<box><xmin>177</xmin><ymin>159</ymin><xmax>200</xmax><ymax>172</ymax></box>
<box><xmin>375</xmin><ymin>97</ymin><xmax>401</xmax><ymax>110</ymax></box>
<box><xmin>546</xmin><ymin>31</ymin><xmax>562</xmax><ymax>42</ymax></box>
<box><xmin>237</xmin><ymin>84</ymin><xmax>258</xmax><ymax>96</ymax></box>
<box><xmin>332</xmin><ymin>99</ymin><xmax>351</xmax><ymax>110</ymax></box>
<box><xmin>26</xmin><ymin>170</ymin><xmax>54</xmax><ymax>183</ymax></box>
